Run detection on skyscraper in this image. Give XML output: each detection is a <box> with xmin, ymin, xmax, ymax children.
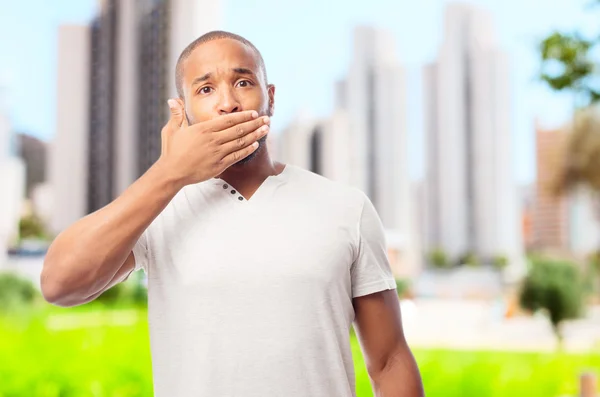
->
<box><xmin>51</xmin><ymin>0</ymin><xmax>221</xmax><ymax>232</ymax></box>
<box><xmin>88</xmin><ymin>0</ymin><xmax>117</xmax><ymax>212</ymax></box>
<box><xmin>278</xmin><ymin>26</ymin><xmax>422</xmax><ymax>276</ymax></box>
<box><xmin>532</xmin><ymin>123</ymin><xmax>569</xmax><ymax>251</ymax></box>
<box><xmin>137</xmin><ymin>0</ymin><xmax>221</xmax><ymax>177</ymax></box>
<box><xmin>16</xmin><ymin>133</ymin><xmax>47</xmax><ymax>198</ymax></box>
<box><xmin>339</xmin><ymin>26</ymin><xmax>411</xmax><ymax>234</ymax></box>
<box><xmin>277</xmin><ymin>110</ymin><xmax>352</xmax><ymax>184</ymax></box>
<box><xmin>0</xmin><ymin>98</ymin><xmax>26</xmax><ymax>264</ymax></box>
<box><xmin>532</xmin><ymin>122</ymin><xmax>600</xmax><ymax>255</ymax></box>
<box><xmin>50</xmin><ymin>25</ymin><xmax>91</xmax><ymax>234</ymax></box>
<box><xmin>424</xmin><ymin>3</ymin><xmax>523</xmax><ymax>266</ymax></box>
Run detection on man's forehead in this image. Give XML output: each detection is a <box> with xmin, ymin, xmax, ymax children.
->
<box><xmin>183</xmin><ymin>39</ymin><xmax>260</xmax><ymax>77</ymax></box>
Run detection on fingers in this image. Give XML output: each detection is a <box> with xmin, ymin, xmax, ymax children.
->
<box><xmin>216</xmin><ymin>115</ymin><xmax>270</xmax><ymax>145</ymax></box>
<box><xmin>206</xmin><ymin>110</ymin><xmax>259</xmax><ymax>132</ymax></box>
<box><xmin>221</xmin><ymin>141</ymin><xmax>260</xmax><ymax>168</ymax></box>
<box><xmin>219</xmin><ymin>123</ymin><xmax>269</xmax><ymax>157</ymax></box>
<box><xmin>166</xmin><ymin>98</ymin><xmax>186</xmax><ymax>130</ymax></box>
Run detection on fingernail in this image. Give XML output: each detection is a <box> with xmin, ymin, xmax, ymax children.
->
<box><xmin>263</xmin><ymin>116</ymin><xmax>270</xmax><ymax>124</ymax></box>
<box><xmin>260</xmin><ymin>125</ymin><xmax>269</xmax><ymax>133</ymax></box>
<box><xmin>252</xmin><ymin>141</ymin><xmax>259</xmax><ymax>148</ymax></box>
<box><xmin>167</xmin><ymin>99</ymin><xmax>177</xmax><ymax>109</ymax></box>
<box><xmin>251</xmin><ymin>111</ymin><xmax>258</xmax><ymax>119</ymax></box>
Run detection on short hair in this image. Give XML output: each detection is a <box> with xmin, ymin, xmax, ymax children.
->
<box><xmin>175</xmin><ymin>30</ymin><xmax>268</xmax><ymax>98</ymax></box>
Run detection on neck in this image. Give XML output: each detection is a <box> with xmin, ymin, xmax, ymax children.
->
<box><xmin>217</xmin><ymin>145</ymin><xmax>283</xmax><ymax>196</ymax></box>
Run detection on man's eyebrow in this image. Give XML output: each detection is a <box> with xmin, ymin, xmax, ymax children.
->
<box><xmin>191</xmin><ymin>73</ymin><xmax>211</xmax><ymax>86</ymax></box>
<box><xmin>232</xmin><ymin>67</ymin><xmax>256</xmax><ymax>76</ymax></box>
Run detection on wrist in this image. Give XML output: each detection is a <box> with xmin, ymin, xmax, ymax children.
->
<box><xmin>149</xmin><ymin>158</ymin><xmax>187</xmax><ymax>193</ymax></box>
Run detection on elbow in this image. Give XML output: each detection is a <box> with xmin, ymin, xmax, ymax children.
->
<box><xmin>40</xmin><ymin>265</ymin><xmax>70</xmax><ymax>306</ymax></box>
<box><xmin>40</xmin><ymin>257</ymin><xmax>87</xmax><ymax>307</ymax></box>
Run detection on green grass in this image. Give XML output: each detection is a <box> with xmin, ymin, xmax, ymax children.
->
<box><xmin>1</xmin><ymin>304</ymin><xmax>598</xmax><ymax>397</ymax></box>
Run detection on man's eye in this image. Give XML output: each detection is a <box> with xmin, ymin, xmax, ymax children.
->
<box><xmin>237</xmin><ymin>80</ymin><xmax>252</xmax><ymax>87</ymax></box>
<box><xmin>199</xmin><ymin>87</ymin><xmax>212</xmax><ymax>94</ymax></box>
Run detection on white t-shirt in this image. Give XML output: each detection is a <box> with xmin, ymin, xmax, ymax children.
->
<box><xmin>131</xmin><ymin>164</ymin><xmax>396</xmax><ymax>397</ymax></box>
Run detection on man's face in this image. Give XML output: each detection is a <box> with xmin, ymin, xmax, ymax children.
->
<box><xmin>180</xmin><ymin>39</ymin><xmax>275</xmax><ymax>165</ymax></box>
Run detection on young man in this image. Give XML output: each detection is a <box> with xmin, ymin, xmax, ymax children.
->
<box><xmin>41</xmin><ymin>31</ymin><xmax>424</xmax><ymax>397</ymax></box>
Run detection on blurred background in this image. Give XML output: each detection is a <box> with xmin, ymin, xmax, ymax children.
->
<box><xmin>1</xmin><ymin>0</ymin><xmax>600</xmax><ymax>396</ymax></box>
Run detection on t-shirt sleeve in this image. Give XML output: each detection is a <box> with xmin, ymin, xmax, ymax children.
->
<box><xmin>350</xmin><ymin>194</ymin><xmax>397</xmax><ymax>298</ymax></box>
<box><xmin>131</xmin><ymin>229</ymin><xmax>150</xmax><ymax>274</ymax></box>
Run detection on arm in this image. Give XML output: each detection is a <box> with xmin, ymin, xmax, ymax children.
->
<box><xmin>41</xmin><ymin>100</ymin><xmax>269</xmax><ymax>307</ymax></box>
<box><xmin>353</xmin><ymin>290</ymin><xmax>424</xmax><ymax>397</ymax></box>
<box><xmin>41</xmin><ymin>160</ymin><xmax>182</xmax><ymax>307</ymax></box>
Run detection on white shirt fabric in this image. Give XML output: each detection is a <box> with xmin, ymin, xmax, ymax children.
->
<box><xmin>131</xmin><ymin>164</ymin><xmax>397</xmax><ymax>397</ymax></box>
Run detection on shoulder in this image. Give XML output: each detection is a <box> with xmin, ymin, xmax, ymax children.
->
<box><xmin>284</xmin><ymin>164</ymin><xmax>369</xmax><ymax>212</ymax></box>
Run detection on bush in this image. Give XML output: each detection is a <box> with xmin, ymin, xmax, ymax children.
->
<box><xmin>492</xmin><ymin>255</ymin><xmax>508</xmax><ymax>270</ymax></box>
<box><xmin>457</xmin><ymin>251</ymin><xmax>480</xmax><ymax>267</ymax></box>
<box><xmin>395</xmin><ymin>279</ymin><xmax>411</xmax><ymax>298</ymax></box>
<box><xmin>427</xmin><ymin>248</ymin><xmax>450</xmax><ymax>269</ymax></box>
<box><xmin>19</xmin><ymin>214</ymin><xmax>50</xmax><ymax>241</ymax></box>
<box><xmin>519</xmin><ymin>258</ymin><xmax>584</xmax><ymax>347</ymax></box>
<box><xmin>0</xmin><ymin>272</ymin><xmax>40</xmax><ymax>313</ymax></box>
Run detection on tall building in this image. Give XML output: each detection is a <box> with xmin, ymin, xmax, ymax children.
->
<box><xmin>424</xmin><ymin>3</ymin><xmax>523</xmax><ymax>266</ymax></box>
<box><xmin>88</xmin><ymin>0</ymin><xmax>117</xmax><ymax>212</ymax></box>
<box><xmin>532</xmin><ymin>124</ymin><xmax>569</xmax><ymax>251</ymax></box>
<box><xmin>278</xmin><ymin>26</ymin><xmax>422</xmax><ymax>277</ymax></box>
<box><xmin>0</xmin><ymin>103</ymin><xmax>26</xmax><ymax>265</ymax></box>
<box><xmin>277</xmin><ymin>110</ymin><xmax>352</xmax><ymax>184</ymax></box>
<box><xmin>15</xmin><ymin>133</ymin><xmax>47</xmax><ymax>198</ymax></box>
<box><xmin>138</xmin><ymin>0</ymin><xmax>221</xmax><ymax>175</ymax></box>
<box><xmin>532</xmin><ymin>122</ymin><xmax>600</xmax><ymax>255</ymax></box>
<box><xmin>339</xmin><ymin>26</ymin><xmax>411</xmax><ymax>233</ymax></box>
<box><xmin>50</xmin><ymin>25</ymin><xmax>91</xmax><ymax>234</ymax></box>
<box><xmin>51</xmin><ymin>0</ymin><xmax>221</xmax><ymax>232</ymax></box>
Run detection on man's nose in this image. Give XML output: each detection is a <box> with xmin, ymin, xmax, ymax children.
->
<box><xmin>217</xmin><ymin>87</ymin><xmax>241</xmax><ymax>114</ymax></box>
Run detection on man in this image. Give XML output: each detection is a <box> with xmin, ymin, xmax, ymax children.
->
<box><xmin>41</xmin><ymin>30</ymin><xmax>424</xmax><ymax>397</ymax></box>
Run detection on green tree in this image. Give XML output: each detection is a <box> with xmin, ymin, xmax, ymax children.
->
<box><xmin>455</xmin><ymin>251</ymin><xmax>480</xmax><ymax>268</ymax></box>
<box><xmin>19</xmin><ymin>213</ymin><xmax>49</xmax><ymax>241</ymax></box>
<box><xmin>538</xmin><ymin>2</ymin><xmax>600</xmax><ymax>294</ymax></box>
<box><xmin>0</xmin><ymin>272</ymin><xmax>40</xmax><ymax>314</ymax></box>
<box><xmin>427</xmin><ymin>248</ymin><xmax>450</xmax><ymax>269</ymax></box>
<box><xmin>492</xmin><ymin>255</ymin><xmax>509</xmax><ymax>271</ymax></box>
<box><xmin>519</xmin><ymin>259</ymin><xmax>584</xmax><ymax>348</ymax></box>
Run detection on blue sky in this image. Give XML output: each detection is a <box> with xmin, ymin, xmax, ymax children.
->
<box><xmin>0</xmin><ymin>0</ymin><xmax>597</xmax><ymax>183</ymax></box>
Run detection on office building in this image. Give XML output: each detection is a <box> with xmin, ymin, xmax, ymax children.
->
<box><xmin>424</xmin><ymin>3</ymin><xmax>523</xmax><ymax>267</ymax></box>
<box><xmin>51</xmin><ymin>0</ymin><xmax>221</xmax><ymax>232</ymax></box>
<box><xmin>50</xmin><ymin>24</ymin><xmax>91</xmax><ymax>234</ymax></box>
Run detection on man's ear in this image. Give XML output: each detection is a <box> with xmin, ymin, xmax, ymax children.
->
<box><xmin>267</xmin><ymin>84</ymin><xmax>276</xmax><ymax>117</ymax></box>
<box><xmin>177</xmin><ymin>97</ymin><xmax>191</xmax><ymax>125</ymax></box>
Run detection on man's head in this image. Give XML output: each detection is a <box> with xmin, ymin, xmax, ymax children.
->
<box><xmin>175</xmin><ymin>31</ymin><xmax>274</xmax><ymax>165</ymax></box>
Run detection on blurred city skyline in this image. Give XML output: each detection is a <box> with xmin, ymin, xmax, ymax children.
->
<box><xmin>0</xmin><ymin>0</ymin><xmax>598</xmax><ymax>184</ymax></box>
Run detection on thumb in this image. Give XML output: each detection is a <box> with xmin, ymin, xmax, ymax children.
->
<box><xmin>166</xmin><ymin>98</ymin><xmax>186</xmax><ymax>130</ymax></box>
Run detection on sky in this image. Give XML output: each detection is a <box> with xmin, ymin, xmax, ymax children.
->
<box><xmin>0</xmin><ymin>0</ymin><xmax>597</xmax><ymax>184</ymax></box>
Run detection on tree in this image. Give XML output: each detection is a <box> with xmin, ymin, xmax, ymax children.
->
<box><xmin>519</xmin><ymin>259</ymin><xmax>584</xmax><ymax>349</ymax></box>
<box><xmin>0</xmin><ymin>272</ymin><xmax>40</xmax><ymax>314</ymax></box>
<box><xmin>492</xmin><ymin>254</ymin><xmax>509</xmax><ymax>271</ymax></box>
<box><xmin>538</xmin><ymin>3</ymin><xmax>600</xmax><ymax>292</ymax></box>
<box><xmin>19</xmin><ymin>213</ymin><xmax>49</xmax><ymax>241</ymax></box>
<box><xmin>455</xmin><ymin>251</ymin><xmax>480</xmax><ymax>268</ymax></box>
<box><xmin>427</xmin><ymin>248</ymin><xmax>450</xmax><ymax>269</ymax></box>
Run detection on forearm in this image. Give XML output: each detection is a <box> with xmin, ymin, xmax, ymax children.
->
<box><xmin>370</xmin><ymin>347</ymin><xmax>425</xmax><ymax>397</ymax></box>
<box><xmin>41</xmin><ymin>159</ymin><xmax>182</xmax><ymax>304</ymax></box>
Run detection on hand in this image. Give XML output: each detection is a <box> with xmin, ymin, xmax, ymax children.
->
<box><xmin>158</xmin><ymin>98</ymin><xmax>270</xmax><ymax>187</ymax></box>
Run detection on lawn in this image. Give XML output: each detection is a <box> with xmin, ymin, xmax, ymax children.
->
<box><xmin>0</xmin><ymin>305</ymin><xmax>598</xmax><ymax>397</ymax></box>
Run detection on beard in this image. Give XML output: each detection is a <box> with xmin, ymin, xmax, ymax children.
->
<box><xmin>236</xmin><ymin>133</ymin><xmax>268</xmax><ymax>165</ymax></box>
<box><xmin>234</xmin><ymin>107</ymin><xmax>272</xmax><ymax>166</ymax></box>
